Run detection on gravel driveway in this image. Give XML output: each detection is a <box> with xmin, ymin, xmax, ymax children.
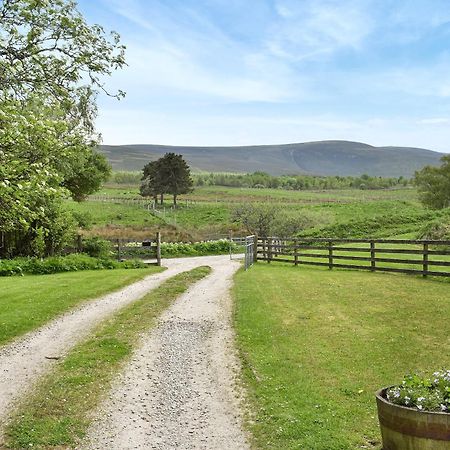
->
<box><xmin>81</xmin><ymin>256</ymin><xmax>249</xmax><ymax>450</ymax></box>
<box><xmin>0</xmin><ymin>255</ymin><xmax>245</xmax><ymax>444</ymax></box>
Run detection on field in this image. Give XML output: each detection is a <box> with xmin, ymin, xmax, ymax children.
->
<box><xmin>234</xmin><ymin>263</ymin><xmax>450</xmax><ymax>449</ymax></box>
<box><xmin>70</xmin><ymin>184</ymin><xmax>450</xmax><ymax>243</ymax></box>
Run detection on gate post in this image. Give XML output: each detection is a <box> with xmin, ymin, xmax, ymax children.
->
<box><xmin>156</xmin><ymin>232</ymin><xmax>161</xmax><ymax>266</ymax></box>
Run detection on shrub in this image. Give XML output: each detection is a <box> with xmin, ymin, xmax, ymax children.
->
<box><xmin>386</xmin><ymin>370</ymin><xmax>450</xmax><ymax>412</ymax></box>
<box><xmin>82</xmin><ymin>237</ymin><xmax>112</xmax><ymax>258</ymax></box>
<box><xmin>161</xmin><ymin>239</ymin><xmax>239</xmax><ymax>257</ymax></box>
<box><xmin>419</xmin><ymin>218</ymin><xmax>450</xmax><ymax>241</ymax></box>
<box><xmin>0</xmin><ymin>254</ymin><xmax>146</xmax><ymax>276</ymax></box>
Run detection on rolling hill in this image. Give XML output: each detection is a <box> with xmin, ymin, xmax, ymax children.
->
<box><xmin>99</xmin><ymin>140</ymin><xmax>445</xmax><ymax>177</ymax></box>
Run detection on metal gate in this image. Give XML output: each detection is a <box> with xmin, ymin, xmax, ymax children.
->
<box><xmin>228</xmin><ymin>234</ymin><xmax>255</xmax><ymax>270</ymax></box>
<box><xmin>244</xmin><ymin>235</ymin><xmax>255</xmax><ymax>270</ymax></box>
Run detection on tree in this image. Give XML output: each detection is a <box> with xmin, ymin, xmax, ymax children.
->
<box><xmin>140</xmin><ymin>153</ymin><xmax>193</xmax><ymax>206</ymax></box>
<box><xmin>231</xmin><ymin>203</ymin><xmax>280</xmax><ymax>237</ymax></box>
<box><xmin>414</xmin><ymin>155</ymin><xmax>450</xmax><ymax>209</ymax></box>
<box><xmin>140</xmin><ymin>160</ymin><xmax>162</xmax><ymax>204</ymax></box>
<box><xmin>159</xmin><ymin>153</ymin><xmax>193</xmax><ymax>206</ymax></box>
<box><xmin>0</xmin><ymin>0</ymin><xmax>125</xmax><ymax>256</ymax></box>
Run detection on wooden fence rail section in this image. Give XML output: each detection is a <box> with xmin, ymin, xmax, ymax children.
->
<box><xmin>257</xmin><ymin>237</ymin><xmax>450</xmax><ymax>277</ymax></box>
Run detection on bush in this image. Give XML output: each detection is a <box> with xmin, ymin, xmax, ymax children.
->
<box><xmin>161</xmin><ymin>239</ymin><xmax>238</xmax><ymax>257</ymax></box>
<box><xmin>386</xmin><ymin>370</ymin><xmax>450</xmax><ymax>412</ymax></box>
<box><xmin>0</xmin><ymin>254</ymin><xmax>146</xmax><ymax>276</ymax></box>
<box><xmin>419</xmin><ymin>218</ymin><xmax>450</xmax><ymax>241</ymax></box>
<box><xmin>82</xmin><ymin>237</ymin><xmax>112</xmax><ymax>258</ymax></box>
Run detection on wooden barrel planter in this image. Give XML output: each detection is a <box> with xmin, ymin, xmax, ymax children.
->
<box><xmin>376</xmin><ymin>388</ymin><xmax>450</xmax><ymax>450</ymax></box>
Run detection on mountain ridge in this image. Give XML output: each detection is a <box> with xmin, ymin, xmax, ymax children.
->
<box><xmin>99</xmin><ymin>140</ymin><xmax>445</xmax><ymax>177</ymax></box>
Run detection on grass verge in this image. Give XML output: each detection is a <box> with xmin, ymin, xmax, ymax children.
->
<box><xmin>3</xmin><ymin>266</ymin><xmax>211</xmax><ymax>449</ymax></box>
<box><xmin>0</xmin><ymin>268</ymin><xmax>163</xmax><ymax>347</ymax></box>
<box><xmin>233</xmin><ymin>263</ymin><xmax>450</xmax><ymax>450</ymax></box>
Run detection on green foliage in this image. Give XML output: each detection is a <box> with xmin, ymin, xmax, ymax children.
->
<box><xmin>82</xmin><ymin>237</ymin><xmax>112</xmax><ymax>258</ymax></box>
<box><xmin>0</xmin><ymin>254</ymin><xmax>146</xmax><ymax>277</ymax></box>
<box><xmin>161</xmin><ymin>239</ymin><xmax>237</xmax><ymax>257</ymax></box>
<box><xmin>194</xmin><ymin>171</ymin><xmax>410</xmax><ymax>191</ymax></box>
<box><xmin>0</xmin><ymin>0</ymin><xmax>125</xmax><ymax>123</ymax></box>
<box><xmin>0</xmin><ymin>0</ymin><xmax>125</xmax><ymax>257</ymax></box>
<box><xmin>231</xmin><ymin>203</ymin><xmax>279</xmax><ymax>236</ymax></box>
<box><xmin>141</xmin><ymin>153</ymin><xmax>193</xmax><ymax>205</ymax></box>
<box><xmin>415</xmin><ymin>155</ymin><xmax>450</xmax><ymax>209</ymax></box>
<box><xmin>386</xmin><ymin>370</ymin><xmax>450</xmax><ymax>412</ymax></box>
<box><xmin>419</xmin><ymin>214</ymin><xmax>450</xmax><ymax>241</ymax></box>
<box><xmin>231</xmin><ymin>203</ymin><xmax>328</xmax><ymax>237</ymax></box>
<box><xmin>109</xmin><ymin>171</ymin><xmax>141</xmax><ymax>184</ymax></box>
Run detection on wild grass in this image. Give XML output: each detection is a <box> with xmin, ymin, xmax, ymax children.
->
<box><xmin>234</xmin><ymin>263</ymin><xmax>450</xmax><ymax>449</ymax></box>
<box><xmin>0</xmin><ymin>268</ymin><xmax>162</xmax><ymax>347</ymax></box>
<box><xmin>4</xmin><ymin>266</ymin><xmax>211</xmax><ymax>449</ymax></box>
<box><xmin>72</xmin><ymin>185</ymin><xmax>448</xmax><ymax>242</ymax></box>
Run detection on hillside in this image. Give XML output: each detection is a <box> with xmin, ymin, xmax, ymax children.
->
<box><xmin>99</xmin><ymin>140</ymin><xmax>445</xmax><ymax>177</ymax></box>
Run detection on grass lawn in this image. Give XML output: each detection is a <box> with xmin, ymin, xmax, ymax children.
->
<box><xmin>233</xmin><ymin>263</ymin><xmax>450</xmax><ymax>450</ymax></box>
<box><xmin>4</xmin><ymin>266</ymin><xmax>211</xmax><ymax>449</ymax></box>
<box><xmin>0</xmin><ymin>268</ymin><xmax>162</xmax><ymax>347</ymax></box>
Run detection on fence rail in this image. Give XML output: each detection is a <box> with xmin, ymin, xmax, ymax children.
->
<box><xmin>257</xmin><ymin>237</ymin><xmax>450</xmax><ymax>277</ymax></box>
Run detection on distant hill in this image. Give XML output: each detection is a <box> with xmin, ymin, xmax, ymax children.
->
<box><xmin>99</xmin><ymin>140</ymin><xmax>445</xmax><ymax>177</ymax></box>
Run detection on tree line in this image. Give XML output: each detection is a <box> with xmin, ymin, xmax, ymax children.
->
<box><xmin>194</xmin><ymin>172</ymin><xmax>410</xmax><ymax>190</ymax></box>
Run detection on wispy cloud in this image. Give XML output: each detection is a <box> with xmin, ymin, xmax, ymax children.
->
<box><xmin>268</xmin><ymin>0</ymin><xmax>374</xmax><ymax>61</ymax></box>
<box><xmin>80</xmin><ymin>0</ymin><xmax>450</xmax><ymax>151</ymax></box>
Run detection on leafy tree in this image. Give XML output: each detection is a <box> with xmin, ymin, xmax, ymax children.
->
<box><xmin>414</xmin><ymin>156</ymin><xmax>450</xmax><ymax>209</ymax></box>
<box><xmin>231</xmin><ymin>203</ymin><xmax>280</xmax><ymax>237</ymax></box>
<box><xmin>140</xmin><ymin>160</ymin><xmax>162</xmax><ymax>204</ymax></box>
<box><xmin>158</xmin><ymin>153</ymin><xmax>193</xmax><ymax>206</ymax></box>
<box><xmin>140</xmin><ymin>153</ymin><xmax>193</xmax><ymax>206</ymax></box>
<box><xmin>0</xmin><ymin>0</ymin><xmax>125</xmax><ymax>128</ymax></box>
<box><xmin>0</xmin><ymin>0</ymin><xmax>125</xmax><ymax>256</ymax></box>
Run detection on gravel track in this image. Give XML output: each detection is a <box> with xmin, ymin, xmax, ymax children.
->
<box><xmin>81</xmin><ymin>256</ymin><xmax>249</xmax><ymax>450</ymax></box>
<box><xmin>0</xmin><ymin>256</ymin><xmax>237</xmax><ymax>433</ymax></box>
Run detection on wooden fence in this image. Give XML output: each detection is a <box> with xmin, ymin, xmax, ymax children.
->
<box><xmin>257</xmin><ymin>237</ymin><xmax>450</xmax><ymax>277</ymax></box>
<box><xmin>107</xmin><ymin>233</ymin><xmax>161</xmax><ymax>265</ymax></box>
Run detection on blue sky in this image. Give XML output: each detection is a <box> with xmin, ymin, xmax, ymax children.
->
<box><xmin>78</xmin><ymin>0</ymin><xmax>450</xmax><ymax>152</ymax></box>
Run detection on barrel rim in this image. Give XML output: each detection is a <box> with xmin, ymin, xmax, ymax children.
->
<box><xmin>376</xmin><ymin>387</ymin><xmax>450</xmax><ymax>417</ymax></box>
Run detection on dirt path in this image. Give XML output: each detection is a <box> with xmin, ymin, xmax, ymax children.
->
<box><xmin>81</xmin><ymin>257</ymin><xmax>249</xmax><ymax>450</ymax></box>
<box><xmin>0</xmin><ymin>255</ymin><xmax>240</xmax><ymax>432</ymax></box>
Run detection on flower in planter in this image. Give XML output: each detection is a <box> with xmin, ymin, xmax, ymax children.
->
<box><xmin>386</xmin><ymin>369</ymin><xmax>450</xmax><ymax>412</ymax></box>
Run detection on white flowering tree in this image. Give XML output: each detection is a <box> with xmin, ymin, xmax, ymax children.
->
<box><xmin>0</xmin><ymin>0</ymin><xmax>125</xmax><ymax>256</ymax></box>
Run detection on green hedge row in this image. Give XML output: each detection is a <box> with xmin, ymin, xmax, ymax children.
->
<box><xmin>0</xmin><ymin>254</ymin><xmax>146</xmax><ymax>277</ymax></box>
<box><xmin>161</xmin><ymin>239</ymin><xmax>240</xmax><ymax>257</ymax></box>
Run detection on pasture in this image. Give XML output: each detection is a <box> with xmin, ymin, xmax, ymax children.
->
<box><xmin>70</xmin><ymin>184</ymin><xmax>450</xmax><ymax>243</ymax></box>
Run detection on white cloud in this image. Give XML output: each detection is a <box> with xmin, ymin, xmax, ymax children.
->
<box><xmin>268</xmin><ymin>0</ymin><xmax>374</xmax><ymax>61</ymax></box>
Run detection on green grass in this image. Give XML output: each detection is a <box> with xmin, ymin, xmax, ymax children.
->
<box><xmin>75</xmin><ymin>185</ymin><xmax>449</xmax><ymax>242</ymax></box>
<box><xmin>0</xmin><ymin>268</ymin><xmax>162</xmax><ymax>347</ymax></box>
<box><xmin>4</xmin><ymin>266</ymin><xmax>211</xmax><ymax>449</ymax></box>
<box><xmin>234</xmin><ymin>264</ymin><xmax>450</xmax><ymax>450</ymax></box>
<box><xmin>66</xmin><ymin>199</ymin><xmax>163</xmax><ymax>228</ymax></box>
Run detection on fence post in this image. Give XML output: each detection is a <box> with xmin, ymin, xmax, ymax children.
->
<box><xmin>268</xmin><ymin>237</ymin><xmax>272</xmax><ymax>263</ymax></box>
<box><xmin>77</xmin><ymin>234</ymin><xmax>82</xmax><ymax>253</ymax></box>
<box><xmin>328</xmin><ymin>241</ymin><xmax>333</xmax><ymax>270</ymax></box>
<box><xmin>423</xmin><ymin>242</ymin><xmax>428</xmax><ymax>277</ymax></box>
<box><xmin>117</xmin><ymin>238</ymin><xmax>121</xmax><ymax>261</ymax></box>
<box><xmin>370</xmin><ymin>241</ymin><xmax>376</xmax><ymax>272</ymax></box>
<box><xmin>156</xmin><ymin>232</ymin><xmax>161</xmax><ymax>266</ymax></box>
<box><xmin>294</xmin><ymin>240</ymin><xmax>298</xmax><ymax>266</ymax></box>
<box><xmin>253</xmin><ymin>235</ymin><xmax>258</xmax><ymax>263</ymax></box>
